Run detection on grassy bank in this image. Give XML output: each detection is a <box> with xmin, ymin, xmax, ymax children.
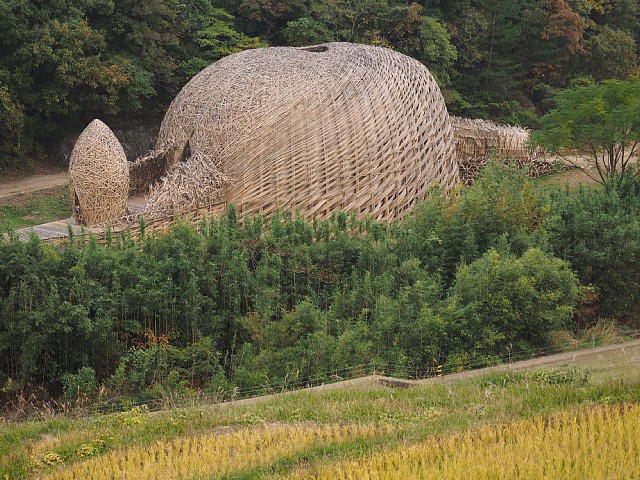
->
<box><xmin>0</xmin><ymin>187</ymin><xmax>70</xmax><ymax>231</ymax></box>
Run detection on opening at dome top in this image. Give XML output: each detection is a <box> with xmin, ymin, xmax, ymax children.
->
<box><xmin>298</xmin><ymin>45</ymin><xmax>329</xmax><ymax>53</ymax></box>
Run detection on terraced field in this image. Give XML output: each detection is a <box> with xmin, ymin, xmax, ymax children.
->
<box><xmin>2</xmin><ymin>342</ymin><xmax>640</xmax><ymax>479</ymax></box>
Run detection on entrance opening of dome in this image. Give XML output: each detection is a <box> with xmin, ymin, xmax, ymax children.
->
<box><xmin>298</xmin><ymin>45</ymin><xmax>329</xmax><ymax>53</ymax></box>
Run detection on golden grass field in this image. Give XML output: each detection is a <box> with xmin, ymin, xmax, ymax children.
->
<box><xmin>2</xmin><ymin>343</ymin><xmax>639</xmax><ymax>479</ymax></box>
<box><xmin>33</xmin><ymin>403</ymin><xmax>640</xmax><ymax>480</ymax></box>
<box><xmin>285</xmin><ymin>403</ymin><xmax>639</xmax><ymax>480</ymax></box>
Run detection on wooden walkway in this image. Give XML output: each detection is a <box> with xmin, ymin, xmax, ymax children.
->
<box><xmin>14</xmin><ymin>217</ymin><xmax>89</xmax><ymax>241</ymax></box>
<box><xmin>11</xmin><ymin>195</ymin><xmax>226</xmax><ymax>244</ymax></box>
<box><xmin>13</xmin><ymin>195</ymin><xmax>148</xmax><ymax>242</ymax></box>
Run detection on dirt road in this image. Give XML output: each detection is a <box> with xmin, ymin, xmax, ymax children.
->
<box><xmin>414</xmin><ymin>338</ymin><xmax>640</xmax><ymax>385</ymax></box>
<box><xmin>0</xmin><ymin>154</ymin><xmax>601</xmax><ymax>201</ymax></box>
<box><xmin>0</xmin><ymin>172</ymin><xmax>69</xmax><ymax>199</ymax></box>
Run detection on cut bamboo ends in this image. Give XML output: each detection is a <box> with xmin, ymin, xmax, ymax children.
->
<box><xmin>153</xmin><ymin>42</ymin><xmax>458</xmax><ymax>222</ymax></box>
<box><xmin>69</xmin><ymin>120</ymin><xmax>129</xmax><ymax>225</ymax></box>
<box><xmin>450</xmin><ymin>116</ymin><xmax>532</xmax><ymax>161</ymax></box>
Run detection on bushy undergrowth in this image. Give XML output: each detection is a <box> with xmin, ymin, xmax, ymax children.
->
<box><xmin>0</xmin><ymin>163</ymin><xmax>638</xmax><ymax>409</ymax></box>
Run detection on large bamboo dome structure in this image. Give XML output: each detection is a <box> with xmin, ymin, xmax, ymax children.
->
<box><xmin>143</xmin><ymin>42</ymin><xmax>458</xmax><ymax>221</ymax></box>
<box><xmin>69</xmin><ymin>119</ymin><xmax>129</xmax><ymax>225</ymax></box>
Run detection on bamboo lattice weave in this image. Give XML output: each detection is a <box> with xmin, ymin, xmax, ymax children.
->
<box><xmin>151</xmin><ymin>43</ymin><xmax>459</xmax><ymax>222</ymax></box>
<box><xmin>450</xmin><ymin>116</ymin><xmax>532</xmax><ymax>161</ymax></box>
<box><xmin>69</xmin><ymin>120</ymin><xmax>129</xmax><ymax>225</ymax></box>
<box><xmin>449</xmin><ymin>116</ymin><xmax>550</xmax><ymax>185</ymax></box>
<box><xmin>128</xmin><ymin>149</ymin><xmax>169</xmax><ymax>195</ymax></box>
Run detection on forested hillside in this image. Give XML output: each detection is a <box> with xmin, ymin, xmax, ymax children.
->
<box><xmin>1</xmin><ymin>0</ymin><xmax>639</xmax><ymax>167</ymax></box>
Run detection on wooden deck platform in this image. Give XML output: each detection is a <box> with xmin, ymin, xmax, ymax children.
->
<box><xmin>11</xmin><ymin>195</ymin><xmax>226</xmax><ymax>244</ymax></box>
<box><xmin>13</xmin><ymin>194</ymin><xmax>148</xmax><ymax>242</ymax></box>
<box><xmin>14</xmin><ymin>217</ymin><xmax>88</xmax><ymax>241</ymax></box>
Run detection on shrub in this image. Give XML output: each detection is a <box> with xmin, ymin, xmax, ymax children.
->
<box><xmin>445</xmin><ymin>248</ymin><xmax>580</xmax><ymax>358</ymax></box>
<box><xmin>546</xmin><ymin>186</ymin><xmax>640</xmax><ymax>322</ymax></box>
<box><xmin>61</xmin><ymin>367</ymin><xmax>97</xmax><ymax>403</ymax></box>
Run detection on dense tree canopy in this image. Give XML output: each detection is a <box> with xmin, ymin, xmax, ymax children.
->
<box><xmin>0</xmin><ymin>0</ymin><xmax>261</xmax><ymax>165</ymax></box>
<box><xmin>3</xmin><ymin>163</ymin><xmax>640</xmax><ymax>407</ymax></box>
<box><xmin>0</xmin><ymin>0</ymin><xmax>638</xmax><ymax>166</ymax></box>
<box><xmin>1</xmin><ymin>1</ymin><xmax>639</xmax><ymax>413</ymax></box>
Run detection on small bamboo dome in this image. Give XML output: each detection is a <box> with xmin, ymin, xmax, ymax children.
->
<box><xmin>69</xmin><ymin>120</ymin><xmax>129</xmax><ymax>225</ymax></box>
<box><xmin>144</xmin><ymin>42</ymin><xmax>458</xmax><ymax>222</ymax></box>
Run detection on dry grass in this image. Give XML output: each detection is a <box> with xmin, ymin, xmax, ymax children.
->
<box><xmin>284</xmin><ymin>403</ymin><xmax>640</xmax><ymax>479</ymax></box>
<box><xmin>4</xmin><ymin>346</ymin><xmax>640</xmax><ymax>479</ymax></box>
<box><xmin>41</xmin><ymin>423</ymin><xmax>391</xmax><ymax>480</ymax></box>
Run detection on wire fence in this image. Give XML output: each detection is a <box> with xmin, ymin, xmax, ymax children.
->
<box><xmin>86</xmin><ymin>329</ymin><xmax>640</xmax><ymax>417</ymax></box>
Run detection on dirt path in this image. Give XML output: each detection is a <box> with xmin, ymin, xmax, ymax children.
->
<box><xmin>414</xmin><ymin>338</ymin><xmax>640</xmax><ymax>385</ymax></box>
<box><xmin>0</xmin><ymin>166</ymin><xmax>591</xmax><ymax>199</ymax></box>
<box><xmin>0</xmin><ymin>154</ymin><xmax>598</xmax><ymax>202</ymax></box>
<box><xmin>0</xmin><ymin>172</ymin><xmax>69</xmax><ymax>199</ymax></box>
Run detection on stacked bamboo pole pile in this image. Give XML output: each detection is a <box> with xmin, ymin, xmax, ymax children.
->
<box><xmin>145</xmin><ymin>151</ymin><xmax>231</xmax><ymax>218</ymax></box>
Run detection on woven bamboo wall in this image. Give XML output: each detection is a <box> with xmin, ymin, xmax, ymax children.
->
<box><xmin>72</xmin><ymin>44</ymin><xmax>555</xmax><ymax>230</ymax></box>
<box><xmin>128</xmin><ymin>150</ymin><xmax>169</xmax><ymax>195</ymax></box>
<box><xmin>69</xmin><ymin>120</ymin><xmax>129</xmax><ymax>225</ymax></box>
<box><xmin>450</xmin><ymin>116</ymin><xmax>532</xmax><ymax>161</ymax></box>
<box><xmin>151</xmin><ymin>43</ymin><xmax>459</xmax><ymax>223</ymax></box>
<box><xmin>449</xmin><ymin>116</ymin><xmax>551</xmax><ymax>185</ymax></box>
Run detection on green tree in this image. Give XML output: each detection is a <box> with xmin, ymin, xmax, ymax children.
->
<box><xmin>470</xmin><ymin>0</ymin><xmax>528</xmax><ymax>98</ymax></box>
<box><xmin>445</xmin><ymin>248</ymin><xmax>579</xmax><ymax>358</ymax></box>
<box><xmin>0</xmin><ymin>83</ymin><xmax>25</xmax><ymax>165</ymax></box>
<box><xmin>232</xmin><ymin>0</ymin><xmax>307</xmax><ymax>42</ymax></box>
<box><xmin>592</xmin><ymin>0</ymin><xmax>640</xmax><ymax>43</ymax></box>
<box><xmin>399</xmin><ymin>13</ymin><xmax>458</xmax><ymax>87</ymax></box>
<box><xmin>284</xmin><ymin>17</ymin><xmax>332</xmax><ymax>45</ymax></box>
<box><xmin>531</xmin><ymin>77</ymin><xmax>640</xmax><ymax>183</ymax></box>
<box><xmin>0</xmin><ymin>0</ymin><xmax>259</xmax><ymax>164</ymax></box>
<box><xmin>170</xmin><ymin>4</ymin><xmax>264</xmax><ymax>81</ymax></box>
<box><xmin>546</xmin><ymin>185</ymin><xmax>640</xmax><ymax>321</ymax></box>
<box><xmin>584</xmin><ymin>27</ymin><xmax>638</xmax><ymax>82</ymax></box>
<box><xmin>448</xmin><ymin>6</ymin><xmax>488</xmax><ymax>72</ymax></box>
<box><xmin>0</xmin><ymin>0</ymin><xmax>139</xmax><ymax>142</ymax></box>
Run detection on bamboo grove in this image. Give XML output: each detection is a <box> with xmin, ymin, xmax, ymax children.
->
<box><xmin>1</xmin><ymin>164</ymin><xmax>640</xmax><ymax>406</ymax></box>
